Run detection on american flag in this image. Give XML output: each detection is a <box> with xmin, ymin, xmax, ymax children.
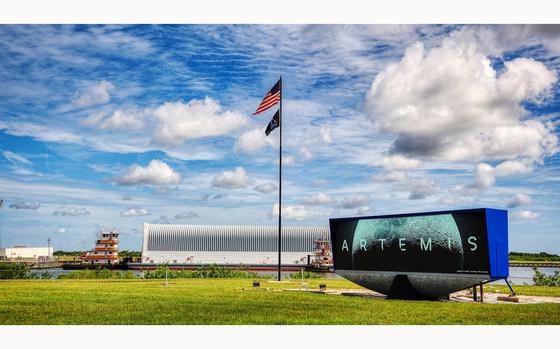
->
<box><xmin>253</xmin><ymin>79</ymin><xmax>281</xmax><ymax>115</ymax></box>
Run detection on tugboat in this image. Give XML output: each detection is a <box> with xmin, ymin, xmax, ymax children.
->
<box><xmin>62</xmin><ymin>230</ymin><xmax>126</xmax><ymax>270</ymax></box>
<box><xmin>308</xmin><ymin>238</ymin><xmax>334</xmax><ymax>271</ymax></box>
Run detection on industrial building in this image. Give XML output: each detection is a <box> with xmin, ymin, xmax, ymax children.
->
<box><xmin>0</xmin><ymin>246</ymin><xmax>53</xmax><ymax>260</ymax></box>
<box><xmin>141</xmin><ymin>224</ymin><xmax>330</xmax><ymax>267</ymax></box>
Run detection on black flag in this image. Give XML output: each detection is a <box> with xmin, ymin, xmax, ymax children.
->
<box><xmin>265</xmin><ymin>110</ymin><xmax>280</xmax><ymax>136</ymax></box>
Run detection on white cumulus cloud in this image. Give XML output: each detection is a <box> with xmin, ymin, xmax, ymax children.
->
<box><xmin>299</xmin><ymin>147</ymin><xmax>313</xmax><ymax>161</ymax></box>
<box><xmin>507</xmin><ymin>193</ymin><xmax>533</xmax><ymax>208</ymax></box>
<box><xmin>157</xmin><ymin>215</ymin><xmax>172</xmax><ymax>224</ymax></box>
<box><xmin>464</xmin><ymin>161</ymin><xmax>533</xmax><ymax>192</ymax></box>
<box><xmin>379</xmin><ymin>155</ymin><xmax>421</xmax><ymax>171</ymax></box>
<box><xmin>82</xmin><ymin>109</ymin><xmax>147</xmax><ymax>131</ymax></box>
<box><xmin>113</xmin><ymin>160</ymin><xmax>182</xmax><ymax>186</ymax></box>
<box><xmin>303</xmin><ymin>192</ymin><xmax>336</xmax><ymax>206</ymax></box>
<box><xmin>340</xmin><ymin>195</ymin><xmax>369</xmax><ymax>209</ymax></box>
<box><xmin>174</xmin><ymin>210</ymin><xmax>199</xmax><ymax>219</ymax></box>
<box><xmin>407</xmin><ymin>178</ymin><xmax>439</xmax><ymax>200</ymax></box>
<box><xmin>74</xmin><ymin>80</ymin><xmax>114</xmax><ymax>107</ymax></box>
<box><xmin>357</xmin><ymin>206</ymin><xmax>371</xmax><ymax>215</ymax></box>
<box><xmin>374</xmin><ymin>155</ymin><xmax>421</xmax><ymax>183</ymax></box>
<box><xmin>9</xmin><ymin>201</ymin><xmax>40</xmax><ymax>209</ymax></box>
<box><xmin>270</xmin><ymin>203</ymin><xmax>311</xmax><ymax>221</ymax></box>
<box><xmin>275</xmin><ymin>155</ymin><xmax>295</xmax><ymax>167</ymax></box>
<box><xmin>152</xmin><ymin>97</ymin><xmax>247</xmax><ymax>145</ymax></box>
<box><xmin>121</xmin><ymin>208</ymin><xmax>150</xmax><ymax>217</ymax></box>
<box><xmin>320</xmin><ymin>125</ymin><xmax>333</xmax><ymax>144</ymax></box>
<box><xmin>436</xmin><ymin>196</ymin><xmax>474</xmax><ymax>207</ymax></box>
<box><xmin>253</xmin><ymin>183</ymin><xmax>278</xmax><ymax>194</ymax></box>
<box><xmin>365</xmin><ymin>28</ymin><xmax>558</xmax><ymax>167</ymax></box>
<box><xmin>374</xmin><ymin>170</ymin><xmax>407</xmax><ymax>182</ymax></box>
<box><xmin>474</xmin><ymin>163</ymin><xmax>497</xmax><ymax>190</ymax></box>
<box><xmin>211</xmin><ymin>167</ymin><xmax>250</xmax><ymax>189</ymax></box>
<box><xmin>517</xmin><ymin>210</ymin><xmax>539</xmax><ymax>219</ymax></box>
<box><xmin>497</xmin><ymin>25</ymin><xmax>560</xmax><ymax>55</ymax></box>
<box><xmin>53</xmin><ymin>206</ymin><xmax>91</xmax><ymax>216</ymax></box>
<box><xmin>494</xmin><ymin>160</ymin><xmax>533</xmax><ymax>177</ymax></box>
<box><xmin>235</xmin><ymin>128</ymin><xmax>273</xmax><ymax>153</ymax></box>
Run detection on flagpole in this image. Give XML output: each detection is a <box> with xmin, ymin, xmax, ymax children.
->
<box><xmin>277</xmin><ymin>75</ymin><xmax>283</xmax><ymax>282</ymax></box>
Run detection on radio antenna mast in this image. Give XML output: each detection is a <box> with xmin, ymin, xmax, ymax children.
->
<box><xmin>0</xmin><ymin>198</ymin><xmax>4</xmax><ymax>248</ymax></box>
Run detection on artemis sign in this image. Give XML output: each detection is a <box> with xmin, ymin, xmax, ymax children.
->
<box><xmin>330</xmin><ymin>209</ymin><xmax>509</xmax><ymax>275</ymax></box>
<box><xmin>329</xmin><ymin>209</ymin><xmax>509</xmax><ymax>299</ymax></box>
<box><xmin>343</xmin><ymin>235</ymin><xmax>479</xmax><ymax>252</ymax></box>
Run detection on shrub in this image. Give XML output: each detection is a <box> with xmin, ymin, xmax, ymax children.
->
<box><xmin>0</xmin><ymin>264</ymin><xmax>54</xmax><ymax>279</ymax></box>
<box><xmin>0</xmin><ymin>263</ymin><xmax>28</xmax><ymax>279</ymax></box>
<box><xmin>533</xmin><ymin>267</ymin><xmax>560</xmax><ymax>287</ymax></box>
<box><xmin>40</xmin><ymin>271</ymin><xmax>53</xmax><ymax>279</ymax></box>
<box><xmin>143</xmin><ymin>265</ymin><xmax>268</xmax><ymax>279</ymax></box>
<box><xmin>289</xmin><ymin>270</ymin><xmax>320</xmax><ymax>279</ymax></box>
<box><xmin>58</xmin><ymin>268</ymin><xmax>136</xmax><ymax>279</ymax></box>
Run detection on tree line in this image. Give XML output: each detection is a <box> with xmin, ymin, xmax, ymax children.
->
<box><xmin>509</xmin><ymin>252</ymin><xmax>560</xmax><ymax>261</ymax></box>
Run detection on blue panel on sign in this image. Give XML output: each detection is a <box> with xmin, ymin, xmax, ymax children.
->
<box><xmin>485</xmin><ymin>208</ymin><xmax>509</xmax><ymax>279</ymax></box>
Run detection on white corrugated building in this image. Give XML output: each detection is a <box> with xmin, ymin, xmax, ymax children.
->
<box><xmin>141</xmin><ymin>224</ymin><xmax>329</xmax><ymax>265</ymax></box>
<box><xmin>0</xmin><ymin>246</ymin><xmax>53</xmax><ymax>259</ymax></box>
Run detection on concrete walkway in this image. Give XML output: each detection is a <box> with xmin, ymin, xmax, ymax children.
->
<box><xmin>281</xmin><ymin>287</ymin><xmax>560</xmax><ymax>304</ymax></box>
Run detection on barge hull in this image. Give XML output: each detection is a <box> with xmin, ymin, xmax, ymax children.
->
<box><xmin>61</xmin><ymin>263</ymin><xmax>129</xmax><ymax>270</ymax></box>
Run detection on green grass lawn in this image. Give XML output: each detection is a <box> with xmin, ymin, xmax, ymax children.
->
<box><xmin>1</xmin><ymin>278</ymin><xmax>559</xmax><ymax>325</ymax></box>
<box><xmin>484</xmin><ymin>284</ymin><xmax>560</xmax><ymax>297</ymax></box>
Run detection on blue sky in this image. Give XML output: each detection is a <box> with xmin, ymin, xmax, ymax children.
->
<box><xmin>0</xmin><ymin>25</ymin><xmax>559</xmax><ymax>252</ymax></box>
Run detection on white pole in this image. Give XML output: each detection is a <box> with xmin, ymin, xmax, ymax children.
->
<box><xmin>165</xmin><ymin>269</ymin><xmax>168</xmax><ymax>287</ymax></box>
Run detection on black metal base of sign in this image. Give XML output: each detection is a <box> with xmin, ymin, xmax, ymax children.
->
<box><xmin>505</xmin><ymin>278</ymin><xmax>516</xmax><ymax>296</ymax></box>
<box><xmin>386</xmin><ymin>274</ymin><xmax>435</xmax><ymax>300</ymax></box>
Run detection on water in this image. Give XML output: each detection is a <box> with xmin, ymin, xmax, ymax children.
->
<box><xmin>491</xmin><ymin>267</ymin><xmax>558</xmax><ymax>286</ymax></box>
<box><xmin>254</xmin><ymin>271</ymin><xmax>343</xmax><ymax>279</ymax></box>
<box><xmin>30</xmin><ymin>268</ymin><xmax>145</xmax><ymax>278</ymax></box>
<box><xmin>30</xmin><ymin>266</ymin><xmax>558</xmax><ymax>284</ymax></box>
<box><xmin>30</xmin><ymin>269</ymin><xmax>339</xmax><ymax>280</ymax></box>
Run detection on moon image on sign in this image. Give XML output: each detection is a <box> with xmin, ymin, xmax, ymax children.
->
<box><xmin>351</xmin><ymin>214</ymin><xmax>464</xmax><ymax>272</ymax></box>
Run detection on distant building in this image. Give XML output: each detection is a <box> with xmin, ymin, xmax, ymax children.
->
<box><xmin>141</xmin><ymin>224</ymin><xmax>329</xmax><ymax>266</ymax></box>
<box><xmin>0</xmin><ymin>246</ymin><xmax>53</xmax><ymax>260</ymax></box>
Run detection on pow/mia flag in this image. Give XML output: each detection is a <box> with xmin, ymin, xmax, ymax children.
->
<box><xmin>265</xmin><ymin>110</ymin><xmax>280</xmax><ymax>136</ymax></box>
